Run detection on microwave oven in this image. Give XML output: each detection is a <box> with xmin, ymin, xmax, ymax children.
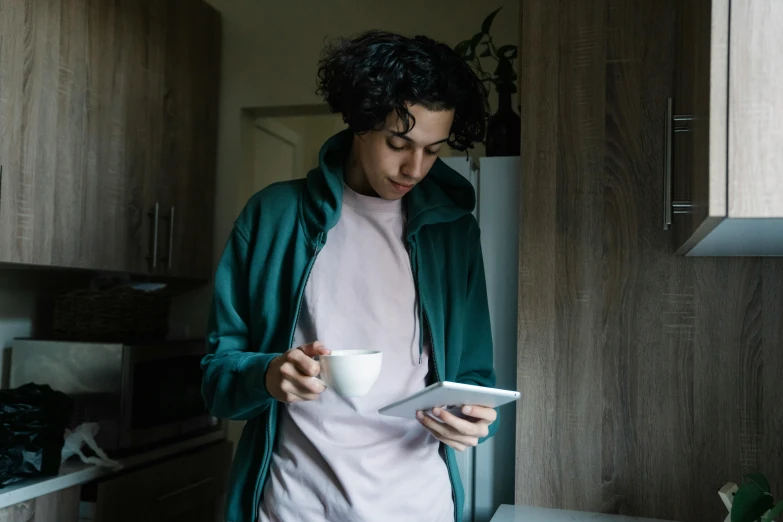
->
<box><xmin>10</xmin><ymin>339</ymin><xmax>221</xmax><ymax>455</ymax></box>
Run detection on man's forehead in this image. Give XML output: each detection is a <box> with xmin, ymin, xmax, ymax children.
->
<box><xmin>387</xmin><ymin>127</ymin><xmax>450</xmax><ymax>147</ymax></box>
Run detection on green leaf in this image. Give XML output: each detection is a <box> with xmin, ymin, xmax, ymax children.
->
<box><xmin>470</xmin><ymin>32</ymin><xmax>484</xmax><ymax>50</ymax></box>
<box><xmin>497</xmin><ymin>44</ymin><xmax>518</xmax><ymax>59</ymax></box>
<box><xmin>764</xmin><ymin>500</ymin><xmax>783</xmax><ymax>522</ymax></box>
<box><xmin>454</xmin><ymin>40</ymin><xmax>471</xmax><ymax>58</ymax></box>
<box><xmin>481</xmin><ymin>7</ymin><xmax>503</xmax><ymax>34</ymax></box>
<box><xmin>732</xmin><ymin>484</ymin><xmax>774</xmax><ymax>522</ymax></box>
<box><xmin>746</xmin><ymin>473</ymin><xmax>772</xmax><ymax>494</ymax></box>
<box><xmin>457</xmin><ymin>33</ymin><xmax>482</xmax><ymax>60</ymax></box>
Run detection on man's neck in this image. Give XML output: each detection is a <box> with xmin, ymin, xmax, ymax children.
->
<box><xmin>343</xmin><ymin>138</ymin><xmax>378</xmax><ymax>197</ymax></box>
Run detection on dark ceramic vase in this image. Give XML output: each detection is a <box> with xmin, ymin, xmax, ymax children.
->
<box><xmin>485</xmin><ymin>87</ymin><xmax>521</xmax><ymax>157</ymax></box>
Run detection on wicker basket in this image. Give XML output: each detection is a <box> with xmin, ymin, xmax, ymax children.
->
<box><xmin>52</xmin><ymin>286</ymin><xmax>170</xmax><ymax>343</ymax></box>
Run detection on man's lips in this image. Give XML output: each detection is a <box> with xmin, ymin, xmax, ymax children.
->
<box><xmin>390</xmin><ymin>180</ymin><xmax>414</xmax><ymax>189</ymax></box>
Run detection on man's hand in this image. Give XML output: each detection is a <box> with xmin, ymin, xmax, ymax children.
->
<box><xmin>416</xmin><ymin>405</ymin><xmax>497</xmax><ymax>452</ymax></box>
<box><xmin>265</xmin><ymin>342</ymin><xmax>331</xmax><ymax>403</ymax></box>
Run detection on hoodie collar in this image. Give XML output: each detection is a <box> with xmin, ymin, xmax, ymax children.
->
<box><xmin>301</xmin><ymin>129</ymin><xmax>475</xmax><ymax>246</ymax></box>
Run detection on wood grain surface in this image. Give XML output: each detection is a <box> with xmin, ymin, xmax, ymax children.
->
<box><xmin>0</xmin><ymin>0</ymin><xmax>220</xmax><ymax>278</ymax></box>
<box><xmin>728</xmin><ymin>0</ymin><xmax>783</xmax><ymax>218</ymax></box>
<box><xmin>517</xmin><ymin>1</ymin><xmax>783</xmax><ymax>521</ymax></box>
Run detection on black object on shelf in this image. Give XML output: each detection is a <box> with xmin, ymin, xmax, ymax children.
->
<box><xmin>486</xmin><ymin>87</ymin><xmax>521</xmax><ymax>157</ymax></box>
<box><xmin>0</xmin><ymin>383</ymin><xmax>73</xmax><ymax>487</ymax></box>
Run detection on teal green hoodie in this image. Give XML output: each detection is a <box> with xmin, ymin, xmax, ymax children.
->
<box><xmin>202</xmin><ymin>129</ymin><xmax>497</xmax><ymax>522</ymax></box>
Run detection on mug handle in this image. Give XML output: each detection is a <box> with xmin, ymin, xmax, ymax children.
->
<box><xmin>311</xmin><ymin>355</ymin><xmax>329</xmax><ymax>389</ymax></box>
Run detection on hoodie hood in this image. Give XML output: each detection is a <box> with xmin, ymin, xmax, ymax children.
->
<box><xmin>302</xmin><ymin>128</ymin><xmax>476</xmax><ymax>243</ymax></box>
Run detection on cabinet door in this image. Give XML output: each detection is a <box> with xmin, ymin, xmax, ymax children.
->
<box><xmin>0</xmin><ymin>0</ymin><xmax>61</xmax><ymax>266</ymax></box>
<box><xmin>157</xmin><ymin>0</ymin><xmax>221</xmax><ymax>280</ymax></box>
<box><xmin>0</xmin><ymin>0</ymin><xmax>21</xmax><ymax>264</ymax></box>
<box><xmin>0</xmin><ymin>0</ymin><xmax>149</xmax><ymax>271</ymax></box>
<box><xmin>165</xmin><ymin>500</ymin><xmax>222</xmax><ymax>522</ymax></box>
<box><xmin>1</xmin><ymin>0</ymin><xmax>219</xmax><ymax>275</ymax></box>
<box><xmin>81</xmin><ymin>0</ymin><xmax>151</xmax><ymax>272</ymax></box>
<box><xmin>121</xmin><ymin>0</ymin><xmax>168</xmax><ymax>274</ymax></box>
<box><xmin>671</xmin><ymin>0</ymin><xmax>729</xmax><ymax>253</ymax></box>
<box><xmin>727</xmin><ymin>0</ymin><xmax>783</xmax><ymax>217</ymax></box>
<box><xmin>94</xmin><ymin>441</ymin><xmax>231</xmax><ymax>522</ymax></box>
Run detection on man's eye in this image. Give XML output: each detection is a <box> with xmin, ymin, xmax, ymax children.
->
<box><xmin>387</xmin><ymin>141</ymin><xmax>405</xmax><ymax>151</ymax></box>
<box><xmin>425</xmin><ymin>149</ymin><xmax>438</xmax><ymax>156</ymax></box>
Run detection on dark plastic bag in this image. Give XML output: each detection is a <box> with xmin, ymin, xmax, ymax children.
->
<box><xmin>0</xmin><ymin>383</ymin><xmax>73</xmax><ymax>487</ymax></box>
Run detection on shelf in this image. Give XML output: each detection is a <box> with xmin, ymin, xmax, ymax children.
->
<box><xmin>0</xmin><ymin>431</ymin><xmax>226</xmax><ymax>509</ymax></box>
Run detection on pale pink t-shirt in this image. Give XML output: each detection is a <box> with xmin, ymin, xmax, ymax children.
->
<box><xmin>259</xmin><ymin>183</ymin><xmax>454</xmax><ymax>522</ymax></box>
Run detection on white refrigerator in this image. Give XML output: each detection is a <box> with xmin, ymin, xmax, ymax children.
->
<box><xmin>441</xmin><ymin>156</ymin><xmax>521</xmax><ymax>522</ymax></box>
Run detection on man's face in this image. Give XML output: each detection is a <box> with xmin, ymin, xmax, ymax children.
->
<box><xmin>350</xmin><ymin>104</ymin><xmax>455</xmax><ymax>200</ymax></box>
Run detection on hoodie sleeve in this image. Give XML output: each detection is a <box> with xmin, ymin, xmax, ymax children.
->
<box><xmin>457</xmin><ymin>224</ymin><xmax>499</xmax><ymax>442</ymax></box>
<box><xmin>201</xmin><ymin>224</ymin><xmax>278</xmax><ymax>420</ymax></box>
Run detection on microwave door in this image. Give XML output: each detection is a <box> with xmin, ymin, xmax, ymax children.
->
<box><xmin>119</xmin><ymin>342</ymin><xmax>215</xmax><ymax>450</ymax></box>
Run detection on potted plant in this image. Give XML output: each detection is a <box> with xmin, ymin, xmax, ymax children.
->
<box><xmin>723</xmin><ymin>473</ymin><xmax>783</xmax><ymax>522</ymax></box>
<box><xmin>454</xmin><ymin>6</ymin><xmax>520</xmax><ymax>157</ymax></box>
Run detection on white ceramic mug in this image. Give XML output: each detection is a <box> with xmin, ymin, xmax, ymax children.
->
<box><xmin>316</xmin><ymin>350</ymin><xmax>383</xmax><ymax>397</ymax></box>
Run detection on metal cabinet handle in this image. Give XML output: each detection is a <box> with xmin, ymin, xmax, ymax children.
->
<box><xmin>161</xmin><ymin>206</ymin><xmax>175</xmax><ymax>270</ymax></box>
<box><xmin>155</xmin><ymin>477</ymin><xmax>213</xmax><ymax>502</ymax></box>
<box><xmin>662</xmin><ymin>98</ymin><xmax>695</xmax><ymax>230</ymax></box>
<box><xmin>147</xmin><ymin>202</ymin><xmax>160</xmax><ymax>269</ymax></box>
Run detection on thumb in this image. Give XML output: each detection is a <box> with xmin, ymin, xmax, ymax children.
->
<box><xmin>299</xmin><ymin>341</ymin><xmax>331</xmax><ymax>357</ymax></box>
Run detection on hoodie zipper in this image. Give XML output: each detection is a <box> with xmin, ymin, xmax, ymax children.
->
<box><xmin>409</xmin><ymin>237</ymin><xmax>457</xmax><ymax>522</ymax></box>
<box><xmin>290</xmin><ymin>232</ymin><xmax>325</xmax><ymax>348</ymax></box>
<box><xmin>409</xmin><ymin>238</ymin><xmax>441</xmax><ymax>379</ymax></box>
<box><xmin>255</xmin><ymin>231</ymin><xmax>325</xmax><ymax>522</ymax></box>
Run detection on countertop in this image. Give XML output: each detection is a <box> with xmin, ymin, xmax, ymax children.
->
<box><xmin>0</xmin><ymin>431</ymin><xmax>225</xmax><ymax>509</ymax></box>
<box><xmin>490</xmin><ymin>505</ymin><xmax>680</xmax><ymax>522</ymax></box>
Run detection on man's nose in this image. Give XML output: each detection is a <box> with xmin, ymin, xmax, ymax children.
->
<box><xmin>403</xmin><ymin>149</ymin><xmax>426</xmax><ymax>180</ymax></box>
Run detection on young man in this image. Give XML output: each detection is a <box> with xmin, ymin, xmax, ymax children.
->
<box><xmin>202</xmin><ymin>30</ymin><xmax>498</xmax><ymax>522</ymax></box>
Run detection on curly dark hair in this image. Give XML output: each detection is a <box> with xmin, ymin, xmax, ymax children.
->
<box><xmin>316</xmin><ymin>30</ymin><xmax>489</xmax><ymax>152</ymax></box>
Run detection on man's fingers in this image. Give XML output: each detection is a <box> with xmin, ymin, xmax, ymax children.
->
<box><xmin>299</xmin><ymin>341</ymin><xmax>331</xmax><ymax>358</ymax></box>
<box><xmin>434</xmin><ymin>435</ymin><xmax>467</xmax><ymax>452</ymax></box>
<box><xmin>461</xmin><ymin>405</ymin><xmax>497</xmax><ymax>423</ymax></box>
<box><xmin>287</xmin><ymin>348</ymin><xmax>322</xmax><ymax>377</ymax></box>
<box><xmin>448</xmin><ymin>441</ymin><xmax>468</xmax><ymax>452</ymax></box>
<box><xmin>280</xmin><ymin>362</ymin><xmax>326</xmax><ymax>393</ymax></box>
<box><xmin>280</xmin><ymin>378</ymin><xmax>322</xmax><ymax>402</ymax></box>
<box><xmin>430</xmin><ymin>408</ymin><xmax>490</xmax><ymax>438</ymax></box>
<box><xmin>416</xmin><ymin>411</ymin><xmax>480</xmax><ymax>448</ymax></box>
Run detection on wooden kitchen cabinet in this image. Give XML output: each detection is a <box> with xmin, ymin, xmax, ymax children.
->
<box><xmin>0</xmin><ymin>0</ymin><xmax>220</xmax><ymax>279</ymax></box>
<box><xmin>0</xmin><ymin>0</ymin><xmax>92</xmax><ymax>269</ymax></box>
<box><xmin>87</xmin><ymin>441</ymin><xmax>231</xmax><ymax>522</ymax></box>
<box><xmin>669</xmin><ymin>0</ymin><xmax>783</xmax><ymax>256</ymax></box>
<box><xmin>156</xmin><ymin>0</ymin><xmax>221</xmax><ymax>280</ymax></box>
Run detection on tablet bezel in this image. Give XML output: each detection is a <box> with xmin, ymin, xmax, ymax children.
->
<box><xmin>377</xmin><ymin>381</ymin><xmax>521</xmax><ymax>419</ymax></box>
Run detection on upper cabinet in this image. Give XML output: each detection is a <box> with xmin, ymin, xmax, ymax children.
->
<box><xmin>669</xmin><ymin>0</ymin><xmax>783</xmax><ymax>256</ymax></box>
<box><xmin>0</xmin><ymin>0</ymin><xmax>220</xmax><ymax>279</ymax></box>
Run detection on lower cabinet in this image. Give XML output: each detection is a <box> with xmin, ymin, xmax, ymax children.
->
<box><xmin>82</xmin><ymin>441</ymin><xmax>232</xmax><ymax>522</ymax></box>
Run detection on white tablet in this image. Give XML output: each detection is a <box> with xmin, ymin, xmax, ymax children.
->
<box><xmin>377</xmin><ymin>381</ymin><xmax>521</xmax><ymax>419</ymax></box>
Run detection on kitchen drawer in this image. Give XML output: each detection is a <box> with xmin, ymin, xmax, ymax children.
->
<box><xmin>93</xmin><ymin>441</ymin><xmax>231</xmax><ymax>522</ymax></box>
